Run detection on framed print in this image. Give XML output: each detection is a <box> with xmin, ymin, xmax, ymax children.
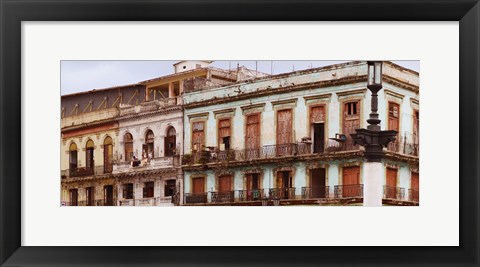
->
<box><xmin>1</xmin><ymin>0</ymin><xmax>479</xmax><ymax>266</ymax></box>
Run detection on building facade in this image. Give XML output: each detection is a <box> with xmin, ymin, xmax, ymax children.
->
<box><xmin>181</xmin><ymin>61</ymin><xmax>419</xmax><ymax>206</ymax></box>
<box><xmin>60</xmin><ymin>61</ymin><xmax>261</xmax><ymax>206</ymax></box>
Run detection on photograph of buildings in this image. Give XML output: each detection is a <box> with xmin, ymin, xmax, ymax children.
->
<box><xmin>60</xmin><ymin>60</ymin><xmax>419</xmax><ymax>206</ymax></box>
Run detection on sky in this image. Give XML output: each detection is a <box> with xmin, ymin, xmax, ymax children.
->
<box><xmin>61</xmin><ymin>60</ymin><xmax>419</xmax><ymax>95</ymax></box>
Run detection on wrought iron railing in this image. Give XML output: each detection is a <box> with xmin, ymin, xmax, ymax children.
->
<box><xmin>301</xmin><ymin>186</ymin><xmax>330</xmax><ymax>199</ymax></box>
<box><xmin>182</xmin><ymin>140</ymin><xmax>363</xmax><ymax>166</ymax></box>
<box><xmin>334</xmin><ymin>184</ymin><xmax>364</xmax><ymax>198</ymax></box>
<box><xmin>62</xmin><ymin>165</ymin><xmax>110</xmax><ymax>178</ymax></box>
<box><xmin>386</xmin><ymin>134</ymin><xmax>419</xmax><ymax>157</ymax></box>
<box><xmin>268</xmin><ymin>187</ymin><xmax>296</xmax><ymax>200</ymax></box>
<box><xmin>238</xmin><ymin>189</ymin><xmax>265</xmax><ymax>201</ymax></box>
<box><xmin>409</xmin><ymin>189</ymin><xmax>419</xmax><ymax>202</ymax></box>
<box><xmin>383</xmin><ymin>185</ymin><xmax>405</xmax><ymax>200</ymax></box>
<box><xmin>184</xmin><ymin>193</ymin><xmax>208</xmax><ymax>204</ymax></box>
<box><xmin>211</xmin><ymin>191</ymin><xmax>235</xmax><ymax>203</ymax></box>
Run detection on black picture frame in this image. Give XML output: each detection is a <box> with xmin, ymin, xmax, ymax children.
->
<box><xmin>1</xmin><ymin>0</ymin><xmax>479</xmax><ymax>266</ymax></box>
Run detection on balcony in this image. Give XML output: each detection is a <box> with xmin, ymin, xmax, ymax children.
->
<box><xmin>409</xmin><ymin>189</ymin><xmax>419</xmax><ymax>202</ymax></box>
<box><xmin>112</xmin><ymin>156</ymin><xmax>180</xmax><ymax>174</ymax></box>
<box><xmin>211</xmin><ymin>191</ymin><xmax>235</xmax><ymax>203</ymax></box>
<box><xmin>383</xmin><ymin>185</ymin><xmax>405</xmax><ymax>200</ymax></box>
<box><xmin>184</xmin><ymin>193</ymin><xmax>208</xmax><ymax>204</ymax></box>
<box><xmin>135</xmin><ymin>198</ymin><xmax>155</xmax><ymax>206</ymax></box>
<box><xmin>118</xmin><ymin>199</ymin><xmax>135</xmax><ymax>206</ymax></box>
<box><xmin>182</xmin><ymin>140</ymin><xmax>359</xmax><ymax>166</ymax></box>
<box><xmin>386</xmin><ymin>134</ymin><xmax>419</xmax><ymax>157</ymax></box>
<box><xmin>268</xmin><ymin>187</ymin><xmax>296</xmax><ymax>200</ymax></box>
<box><xmin>64</xmin><ymin>199</ymin><xmax>116</xmax><ymax>206</ymax></box>
<box><xmin>238</xmin><ymin>189</ymin><xmax>265</xmax><ymax>201</ymax></box>
<box><xmin>301</xmin><ymin>186</ymin><xmax>330</xmax><ymax>199</ymax></box>
<box><xmin>334</xmin><ymin>184</ymin><xmax>364</xmax><ymax>198</ymax></box>
<box><xmin>61</xmin><ymin>165</ymin><xmax>110</xmax><ymax>179</ymax></box>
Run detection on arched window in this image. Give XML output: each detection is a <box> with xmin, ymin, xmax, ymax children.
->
<box><xmin>85</xmin><ymin>139</ymin><xmax>95</xmax><ymax>170</ymax></box>
<box><xmin>144</xmin><ymin>130</ymin><xmax>154</xmax><ymax>159</ymax></box>
<box><xmin>69</xmin><ymin>142</ymin><xmax>78</xmax><ymax>171</ymax></box>
<box><xmin>165</xmin><ymin>127</ymin><xmax>176</xmax><ymax>157</ymax></box>
<box><xmin>103</xmin><ymin>136</ymin><xmax>113</xmax><ymax>173</ymax></box>
<box><xmin>124</xmin><ymin>133</ymin><xmax>133</xmax><ymax>162</ymax></box>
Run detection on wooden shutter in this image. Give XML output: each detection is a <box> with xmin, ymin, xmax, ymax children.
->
<box><xmin>192</xmin><ymin>122</ymin><xmax>205</xmax><ymax>151</ymax></box>
<box><xmin>343</xmin><ymin>166</ymin><xmax>360</xmax><ymax>185</ymax></box>
<box><xmin>342</xmin><ymin>166</ymin><xmax>360</xmax><ymax>197</ymax></box>
<box><xmin>245</xmin><ymin>114</ymin><xmax>260</xmax><ymax>159</ymax></box>
<box><xmin>310</xmin><ymin>106</ymin><xmax>325</xmax><ymax>123</ymax></box>
<box><xmin>219</xmin><ymin>175</ymin><xmax>232</xmax><ymax>192</ymax></box>
<box><xmin>343</xmin><ymin>101</ymin><xmax>360</xmax><ymax>137</ymax></box>
<box><xmin>276</xmin><ymin>109</ymin><xmax>292</xmax><ymax>145</ymax></box>
<box><xmin>413</xmin><ymin>110</ymin><xmax>419</xmax><ymax>144</ymax></box>
<box><xmin>388</xmin><ymin>102</ymin><xmax>400</xmax><ymax>131</ymax></box>
<box><xmin>411</xmin><ymin>172</ymin><xmax>419</xmax><ymax>191</ymax></box>
<box><xmin>192</xmin><ymin>177</ymin><xmax>205</xmax><ymax>193</ymax></box>
<box><xmin>386</xmin><ymin>167</ymin><xmax>398</xmax><ymax>199</ymax></box>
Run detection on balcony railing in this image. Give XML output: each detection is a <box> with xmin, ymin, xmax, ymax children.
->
<box><xmin>387</xmin><ymin>134</ymin><xmax>419</xmax><ymax>157</ymax></box>
<box><xmin>409</xmin><ymin>189</ymin><xmax>419</xmax><ymax>202</ymax></box>
<box><xmin>182</xmin><ymin>140</ymin><xmax>360</xmax><ymax>165</ymax></box>
<box><xmin>62</xmin><ymin>165</ymin><xmax>110</xmax><ymax>178</ymax></box>
<box><xmin>238</xmin><ymin>189</ymin><xmax>265</xmax><ymax>201</ymax></box>
<box><xmin>135</xmin><ymin>198</ymin><xmax>155</xmax><ymax>206</ymax></box>
<box><xmin>268</xmin><ymin>187</ymin><xmax>296</xmax><ymax>200</ymax></box>
<box><xmin>118</xmin><ymin>199</ymin><xmax>135</xmax><ymax>206</ymax></box>
<box><xmin>113</xmin><ymin>156</ymin><xmax>179</xmax><ymax>173</ymax></box>
<box><xmin>301</xmin><ymin>186</ymin><xmax>330</xmax><ymax>199</ymax></box>
<box><xmin>383</xmin><ymin>185</ymin><xmax>405</xmax><ymax>200</ymax></box>
<box><xmin>184</xmin><ymin>193</ymin><xmax>208</xmax><ymax>204</ymax></box>
<box><xmin>334</xmin><ymin>184</ymin><xmax>364</xmax><ymax>198</ymax></box>
<box><xmin>211</xmin><ymin>191</ymin><xmax>235</xmax><ymax>203</ymax></box>
<box><xmin>64</xmin><ymin>199</ymin><xmax>115</xmax><ymax>206</ymax></box>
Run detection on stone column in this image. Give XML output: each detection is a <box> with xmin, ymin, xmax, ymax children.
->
<box><xmin>363</xmin><ymin>162</ymin><xmax>383</xmax><ymax>207</ymax></box>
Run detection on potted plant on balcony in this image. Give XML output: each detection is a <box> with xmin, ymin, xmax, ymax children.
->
<box><xmin>182</xmin><ymin>153</ymin><xmax>192</xmax><ymax>165</ymax></box>
<box><xmin>198</xmin><ymin>150</ymin><xmax>211</xmax><ymax>165</ymax></box>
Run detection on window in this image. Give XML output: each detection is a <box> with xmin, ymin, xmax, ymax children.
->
<box><xmin>245</xmin><ymin>114</ymin><xmax>260</xmax><ymax>159</ymax></box>
<box><xmin>164</xmin><ymin>180</ymin><xmax>176</xmax><ymax>197</ymax></box>
<box><xmin>218</xmin><ymin>118</ymin><xmax>231</xmax><ymax>150</ymax></box>
<box><xmin>124</xmin><ymin>133</ymin><xmax>133</xmax><ymax>162</ymax></box>
<box><xmin>85</xmin><ymin>139</ymin><xmax>95</xmax><ymax>170</ymax></box>
<box><xmin>86</xmin><ymin>187</ymin><xmax>95</xmax><ymax>206</ymax></box>
<box><xmin>388</xmin><ymin>102</ymin><xmax>400</xmax><ymax>131</ymax></box>
<box><xmin>413</xmin><ymin>110</ymin><xmax>419</xmax><ymax>144</ymax></box>
<box><xmin>164</xmin><ymin>127</ymin><xmax>176</xmax><ymax>157</ymax></box>
<box><xmin>69</xmin><ymin>142</ymin><xmax>78</xmax><ymax>171</ymax></box>
<box><xmin>123</xmin><ymin>183</ymin><xmax>134</xmax><ymax>199</ymax></box>
<box><xmin>343</xmin><ymin>101</ymin><xmax>360</xmax><ymax>135</ymax></box>
<box><xmin>143</xmin><ymin>181</ymin><xmax>154</xmax><ymax>198</ymax></box>
<box><xmin>192</xmin><ymin>121</ymin><xmax>205</xmax><ymax>152</ymax></box>
<box><xmin>69</xmin><ymin>189</ymin><xmax>78</xmax><ymax>206</ymax></box>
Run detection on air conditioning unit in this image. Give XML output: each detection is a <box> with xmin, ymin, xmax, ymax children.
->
<box><xmin>301</xmin><ymin>137</ymin><xmax>312</xmax><ymax>143</ymax></box>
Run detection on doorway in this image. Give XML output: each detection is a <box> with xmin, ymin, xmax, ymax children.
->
<box><xmin>310</xmin><ymin>168</ymin><xmax>326</xmax><ymax>198</ymax></box>
<box><xmin>312</xmin><ymin>123</ymin><xmax>325</xmax><ymax>153</ymax></box>
<box><xmin>104</xmin><ymin>185</ymin><xmax>114</xmax><ymax>206</ymax></box>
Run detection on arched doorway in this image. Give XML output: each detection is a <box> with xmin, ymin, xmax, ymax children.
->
<box><xmin>164</xmin><ymin>127</ymin><xmax>176</xmax><ymax>157</ymax></box>
<box><xmin>144</xmin><ymin>130</ymin><xmax>154</xmax><ymax>159</ymax></box>
<box><xmin>124</xmin><ymin>133</ymin><xmax>133</xmax><ymax>161</ymax></box>
<box><xmin>85</xmin><ymin>139</ymin><xmax>95</xmax><ymax>172</ymax></box>
<box><xmin>69</xmin><ymin>142</ymin><xmax>78</xmax><ymax>172</ymax></box>
<box><xmin>103</xmin><ymin>136</ymin><xmax>113</xmax><ymax>173</ymax></box>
